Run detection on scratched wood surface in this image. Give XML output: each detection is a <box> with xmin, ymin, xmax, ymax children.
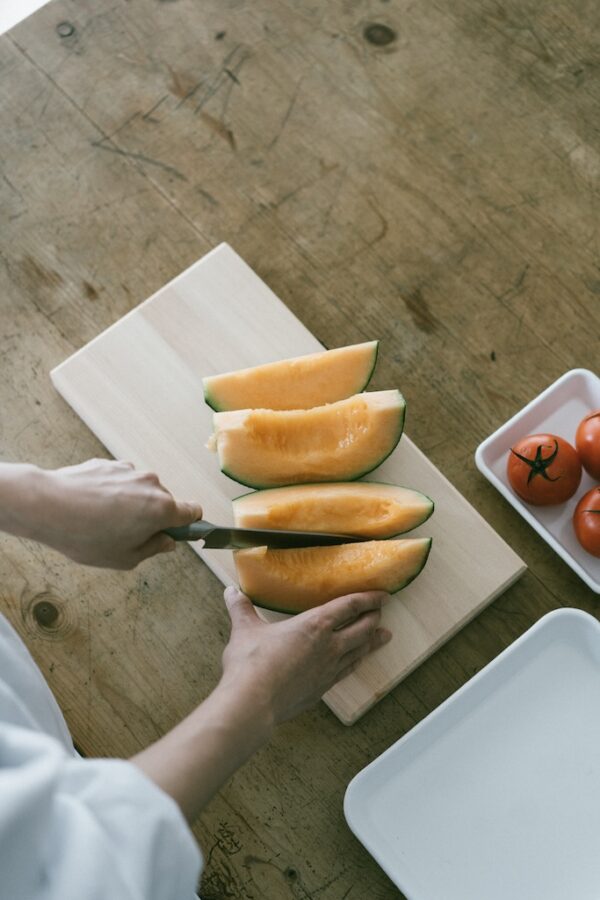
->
<box><xmin>0</xmin><ymin>2</ymin><xmax>599</xmax><ymax>897</ymax></box>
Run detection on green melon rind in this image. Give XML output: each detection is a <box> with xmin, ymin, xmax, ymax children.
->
<box><xmin>361</xmin><ymin>340</ymin><xmax>379</xmax><ymax>392</ymax></box>
<box><xmin>242</xmin><ymin>537</ymin><xmax>432</xmax><ymax>615</ymax></box>
<box><xmin>202</xmin><ymin>341</ymin><xmax>379</xmax><ymax>413</ymax></box>
<box><xmin>203</xmin><ymin>383</ymin><xmax>222</xmax><ymax>413</ymax></box>
<box><xmin>220</xmin><ymin>396</ymin><xmax>406</xmax><ymax>489</ymax></box>
<box><xmin>232</xmin><ymin>481</ymin><xmax>434</xmax><ymax>536</ymax></box>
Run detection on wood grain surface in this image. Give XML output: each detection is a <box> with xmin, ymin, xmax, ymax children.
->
<box><xmin>50</xmin><ymin>241</ymin><xmax>525</xmax><ymax>724</ymax></box>
<box><xmin>1</xmin><ymin>1</ymin><xmax>599</xmax><ymax>897</ymax></box>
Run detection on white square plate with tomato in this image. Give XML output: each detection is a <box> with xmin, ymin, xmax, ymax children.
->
<box><xmin>475</xmin><ymin>368</ymin><xmax>600</xmax><ymax>593</ymax></box>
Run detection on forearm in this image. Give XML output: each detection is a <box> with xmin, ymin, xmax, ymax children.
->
<box><xmin>0</xmin><ymin>462</ymin><xmax>46</xmax><ymax>539</ymax></box>
<box><xmin>130</xmin><ymin>680</ymin><xmax>274</xmax><ymax>823</ymax></box>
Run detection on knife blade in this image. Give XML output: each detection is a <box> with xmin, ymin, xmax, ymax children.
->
<box><xmin>164</xmin><ymin>520</ymin><xmax>364</xmax><ymax>550</ymax></box>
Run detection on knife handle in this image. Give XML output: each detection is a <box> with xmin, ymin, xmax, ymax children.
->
<box><xmin>164</xmin><ymin>520</ymin><xmax>214</xmax><ymax>541</ymax></box>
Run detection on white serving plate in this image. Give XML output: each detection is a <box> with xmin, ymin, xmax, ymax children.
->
<box><xmin>345</xmin><ymin>608</ymin><xmax>600</xmax><ymax>900</ymax></box>
<box><xmin>475</xmin><ymin>368</ymin><xmax>600</xmax><ymax>593</ymax></box>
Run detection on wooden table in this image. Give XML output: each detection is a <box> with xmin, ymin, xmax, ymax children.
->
<box><xmin>1</xmin><ymin>2</ymin><xmax>598</xmax><ymax>897</ymax></box>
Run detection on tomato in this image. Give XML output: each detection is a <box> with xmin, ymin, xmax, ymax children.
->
<box><xmin>576</xmin><ymin>410</ymin><xmax>600</xmax><ymax>480</ymax></box>
<box><xmin>507</xmin><ymin>433</ymin><xmax>582</xmax><ymax>505</ymax></box>
<box><xmin>573</xmin><ymin>486</ymin><xmax>600</xmax><ymax>557</ymax></box>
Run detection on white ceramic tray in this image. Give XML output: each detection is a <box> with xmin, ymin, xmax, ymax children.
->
<box><xmin>345</xmin><ymin>608</ymin><xmax>600</xmax><ymax>900</ymax></box>
<box><xmin>475</xmin><ymin>368</ymin><xmax>600</xmax><ymax>593</ymax></box>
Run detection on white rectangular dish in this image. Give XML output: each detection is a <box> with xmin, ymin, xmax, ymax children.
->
<box><xmin>475</xmin><ymin>368</ymin><xmax>600</xmax><ymax>593</ymax></box>
<box><xmin>345</xmin><ymin>608</ymin><xmax>600</xmax><ymax>900</ymax></box>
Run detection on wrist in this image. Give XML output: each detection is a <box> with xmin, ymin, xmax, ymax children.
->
<box><xmin>0</xmin><ymin>463</ymin><xmax>48</xmax><ymax>539</ymax></box>
<box><xmin>208</xmin><ymin>676</ymin><xmax>276</xmax><ymax>748</ymax></box>
<box><xmin>131</xmin><ymin>677</ymin><xmax>275</xmax><ymax>823</ymax></box>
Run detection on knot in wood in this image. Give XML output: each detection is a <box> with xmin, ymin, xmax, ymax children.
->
<box><xmin>56</xmin><ymin>22</ymin><xmax>75</xmax><ymax>38</ymax></box>
<box><xmin>33</xmin><ymin>601</ymin><xmax>59</xmax><ymax>628</ymax></box>
<box><xmin>363</xmin><ymin>23</ymin><xmax>396</xmax><ymax>46</ymax></box>
<box><xmin>21</xmin><ymin>588</ymin><xmax>75</xmax><ymax>641</ymax></box>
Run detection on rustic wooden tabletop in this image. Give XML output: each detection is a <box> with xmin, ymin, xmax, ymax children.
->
<box><xmin>1</xmin><ymin>2</ymin><xmax>599</xmax><ymax>897</ymax></box>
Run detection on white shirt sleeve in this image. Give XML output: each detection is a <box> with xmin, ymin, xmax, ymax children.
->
<box><xmin>0</xmin><ymin>616</ymin><xmax>203</xmax><ymax>900</ymax></box>
<box><xmin>0</xmin><ymin>614</ymin><xmax>74</xmax><ymax>752</ymax></box>
<box><xmin>0</xmin><ymin>724</ymin><xmax>202</xmax><ymax>900</ymax></box>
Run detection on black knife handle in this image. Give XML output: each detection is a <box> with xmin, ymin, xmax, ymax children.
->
<box><xmin>164</xmin><ymin>520</ymin><xmax>214</xmax><ymax>541</ymax></box>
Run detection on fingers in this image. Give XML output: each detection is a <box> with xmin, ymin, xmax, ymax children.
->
<box><xmin>139</xmin><ymin>470</ymin><xmax>161</xmax><ymax>486</ymax></box>
<box><xmin>336</xmin><ymin>608</ymin><xmax>383</xmax><ymax>652</ymax></box>
<box><xmin>320</xmin><ymin>591</ymin><xmax>390</xmax><ymax>630</ymax></box>
<box><xmin>85</xmin><ymin>457</ymin><xmax>132</xmax><ymax>469</ymax></box>
<box><xmin>169</xmin><ymin>499</ymin><xmax>204</xmax><ymax>527</ymax></box>
<box><xmin>334</xmin><ymin>661</ymin><xmax>360</xmax><ymax>684</ymax></box>
<box><xmin>223</xmin><ymin>585</ymin><xmax>259</xmax><ymax>629</ymax></box>
<box><xmin>138</xmin><ymin>473</ymin><xmax>202</xmax><ymax>528</ymax></box>
<box><xmin>112</xmin><ymin>465</ymin><xmax>203</xmax><ymax>530</ymax></box>
<box><xmin>135</xmin><ymin>531</ymin><xmax>175</xmax><ymax>563</ymax></box>
<box><xmin>320</xmin><ymin>628</ymin><xmax>392</xmax><ymax>693</ymax></box>
<box><xmin>336</xmin><ymin>628</ymin><xmax>392</xmax><ymax>680</ymax></box>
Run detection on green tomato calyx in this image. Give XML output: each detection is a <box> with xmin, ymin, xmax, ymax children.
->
<box><xmin>510</xmin><ymin>440</ymin><xmax>561</xmax><ymax>485</ymax></box>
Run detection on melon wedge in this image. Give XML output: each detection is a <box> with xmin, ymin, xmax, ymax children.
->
<box><xmin>203</xmin><ymin>341</ymin><xmax>378</xmax><ymax>411</ymax></box>
<box><xmin>210</xmin><ymin>390</ymin><xmax>405</xmax><ymax>488</ymax></box>
<box><xmin>234</xmin><ymin>538</ymin><xmax>432</xmax><ymax>614</ymax></box>
<box><xmin>233</xmin><ymin>482</ymin><xmax>433</xmax><ymax>537</ymax></box>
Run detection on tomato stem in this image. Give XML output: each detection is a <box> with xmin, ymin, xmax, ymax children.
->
<box><xmin>510</xmin><ymin>440</ymin><xmax>562</xmax><ymax>484</ymax></box>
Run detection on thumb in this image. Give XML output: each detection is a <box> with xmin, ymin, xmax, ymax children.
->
<box><xmin>224</xmin><ymin>585</ymin><xmax>257</xmax><ymax>628</ymax></box>
<box><xmin>170</xmin><ymin>500</ymin><xmax>204</xmax><ymax>527</ymax></box>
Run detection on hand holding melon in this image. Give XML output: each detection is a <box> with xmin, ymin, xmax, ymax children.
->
<box><xmin>221</xmin><ymin>585</ymin><xmax>391</xmax><ymax>724</ymax></box>
<box><xmin>204</xmin><ymin>342</ymin><xmax>433</xmax><ymax>614</ymax></box>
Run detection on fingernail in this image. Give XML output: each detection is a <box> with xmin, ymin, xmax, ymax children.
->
<box><xmin>224</xmin><ymin>585</ymin><xmax>238</xmax><ymax>602</ymax></box>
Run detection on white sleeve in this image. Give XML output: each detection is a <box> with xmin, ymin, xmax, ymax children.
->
<box><xmin>0</xmin><ymin>723</ymin><xmax>202</xmax><ymax>900</ymax></box>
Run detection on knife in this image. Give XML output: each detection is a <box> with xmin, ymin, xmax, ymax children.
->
<box><xmin>164</xmin><ymin>520</ymin><xmax>364</xmax><ymax>550</ymax></box>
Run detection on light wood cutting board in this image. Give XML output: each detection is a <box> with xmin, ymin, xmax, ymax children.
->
<box><xmin>51</xmin><ymin>243</ymin><xmax>526</xmax><ymax>724</ymax></box>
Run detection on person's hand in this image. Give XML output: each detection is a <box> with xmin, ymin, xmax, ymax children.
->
<box><xmin>132</xmin><ymin>587</ymin><xmax>392</xmax><ymax>823</ymax></box>
<box><xmin>30</xmin><ymin>458</ymin><xmax>202</xmax><ymax>569</ymax></box>
<box><xmin>220</xmin><ymin>586</ymin><xmax>392</xmax><ymax>726</ymax></box>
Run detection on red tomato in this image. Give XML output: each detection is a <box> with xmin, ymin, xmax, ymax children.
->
<box><xmin>576</xmin><ymin>410</ymin><xmax>600</xmax><ymax>480</ymax></box>
<box><xmin>573</xmin><ymin>486</ymin><xmax>600</xmax><ymax>557</ymax></box>
<box><xmin>507</xmin><ymin>433</ymin><xmax>582</xmax><ymax>505</ymax></box>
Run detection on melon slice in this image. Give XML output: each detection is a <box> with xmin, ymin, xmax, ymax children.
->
<box><xmin>203</xmin><ymin>341</ymin><xmax>378</xmax><ymax>411</ymax></box>
<box><xmin>233</xmin><ymin>482</ymin><xmax>433</xmax><ymax>538</ymax></box>
<box><xmin>234</xmin><ymin>538</ymin><xmax>432</xmax><ymax>614</ymax></box>
<box><xmin>210</xmin><ymin>390</ymin><xmax>405</xmax><ymax>488</ymax></box>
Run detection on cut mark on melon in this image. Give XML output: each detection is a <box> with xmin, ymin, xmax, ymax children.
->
<box><xmin>233</xmin><ymin>482</ymin><xmax>433</xmax><ymax>537</ymax></box>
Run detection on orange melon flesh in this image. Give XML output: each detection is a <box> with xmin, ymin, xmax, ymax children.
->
<box><xmin>211</xmin><ymin>390</ymin><xmax>405</xmax><ymax>489</ymax></box>
<box><xmin>233</xmin><ymin>482</ymin><xmax>433</xmax><ymax>537</ymax></box>
<box><xmin>203</xmin><ymin>341</ymin><xmax>378</xmax><ymax>411</ymax></box>
<box><xmin>235</xmin><ymin>538</ymin><xmax>432</xmax><ymax>614</ymax></box>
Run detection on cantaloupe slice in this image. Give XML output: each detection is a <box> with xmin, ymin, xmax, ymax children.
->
<box><xmin>210</xmin><ymin>390</ymin><xmax>405</xmax><ymax>488</ymax></box>
<box><xmin>203</xmin><ymin>341</ymin><xmax>378</xmax><ymax>411</ymax></box>
<box><xmin>235</xmin><ymin>538</ymin><xmax>432</xmax><ymax>613</ymax></box>
<box><xmin>233</xmin><ymin>482</ymin><xmax>433</xmax><ymax>538</ymax></box>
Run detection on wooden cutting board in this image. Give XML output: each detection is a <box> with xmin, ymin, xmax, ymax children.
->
<box><xmin>51</xmin><ymin>243</ymin><xmax>525</xmax><ymax>724</ymax></box>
